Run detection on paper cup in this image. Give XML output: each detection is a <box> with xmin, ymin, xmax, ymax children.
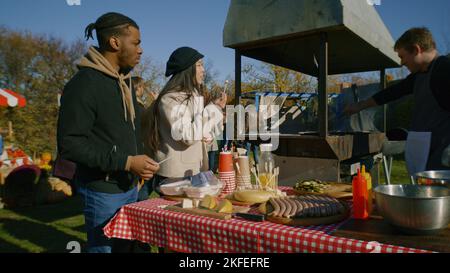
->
<box><xmin>219</xmin><ymin>171</ymin><xmax>236</xmax><ymax>195</ymax></box>
<box><xmin>236</xmin><ymin>156</ymin><xmax>250</xmax><ymax>176</ymax></box>
<box><xmin>219</xmin><ymin>152</ymin><xmax>235</xmax><ymax>172</ymax></box>
<box><xmin>236</xmin><ymin>174</ymin><xmax>252</xmax><ymax>190</ymax></box>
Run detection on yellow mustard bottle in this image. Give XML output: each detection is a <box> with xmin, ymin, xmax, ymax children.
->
<box><xmin>361</xmin><ymin>165</ymin><xmax>373</xmax><ymax>216</ymax></box>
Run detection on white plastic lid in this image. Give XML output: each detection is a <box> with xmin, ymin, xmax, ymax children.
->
<box><xmin>260</xmin><ymin>143</ymin><xmax>273</xmax><ymax>152</ymax></box>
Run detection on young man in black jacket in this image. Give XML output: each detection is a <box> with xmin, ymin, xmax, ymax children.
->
<box><xmin>345</xmin><ymin>27</ymin><xmax>450</xmax><ymax>174</ymax></box>
<box><xmin>57</xmin><ymin>12</ymin><xmax>159</xmax><ymax>253</ymax></box>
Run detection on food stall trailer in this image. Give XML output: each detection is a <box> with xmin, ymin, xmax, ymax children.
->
<box><xmin>223</xmin><ymin>0</ymin><xmax>401</xmax><ymax>186</ymax></box>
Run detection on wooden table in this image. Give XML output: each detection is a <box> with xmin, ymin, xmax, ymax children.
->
<box><xmin>331</xmin><ymin>213</ymin><xmax>450</xmax><ymax>253</ymax></box>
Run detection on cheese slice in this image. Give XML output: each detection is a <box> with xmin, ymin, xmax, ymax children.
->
<box><xmin>216</xmin><ymin>199</ymin><xmax>233</xmax><ymax>213</ymax></box>
<box><xmin>181</xmin><ymin>199</ymin><xmax>193</xmax><ymax>209</ymax></box>
<box><xmin>200</xmin><ymin>195</ymin><xmax>218</xmax><ymax>209</ymax></box>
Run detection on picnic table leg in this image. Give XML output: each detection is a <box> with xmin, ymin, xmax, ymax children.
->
<box><xmin>112</xmin><ymin>238</ymin><xmax>134</xmax><ymax>253</ymax></box>
<box><xmin>128</xmin><ymin>241</ymin><xmax>153</xmax><ymax>253</ymax></box>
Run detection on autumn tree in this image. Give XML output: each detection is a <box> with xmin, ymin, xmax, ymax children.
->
<box><xmin>241</xmin><ymin>62</ymin><xmax>315</xmax><ymax>94</ymax></box>
<box><xmin>0</xmin><ymin>26</ymin><xmax>86</xmax><ymax>158</ymax></box>
<box><xmin>132</xmin><ymin>56</ymin><xmax>166</xmax><ymax>108</ymax></box>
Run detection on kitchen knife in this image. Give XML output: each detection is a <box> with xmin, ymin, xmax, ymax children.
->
<box><xmin>233</xmin><ymin>213</ymin><xmax>265</xmax><ymax>222</ymax></box>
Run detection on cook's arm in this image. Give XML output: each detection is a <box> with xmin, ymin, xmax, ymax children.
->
<box><xmin>344</xmin><ymin>73</ymin><xmax>416</xmax><ymax>116</ymax></box>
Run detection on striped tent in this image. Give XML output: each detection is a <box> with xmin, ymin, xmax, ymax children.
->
<box><xmin>0</xmin><ymin>88</ymin><xmax>26</xmax><ymax>108</ymax></box>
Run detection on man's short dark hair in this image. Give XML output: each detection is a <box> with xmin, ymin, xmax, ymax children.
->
<box><xmin>394</xmin><ymin>27</ymin><xmax>436</xmax><ymax>53</ymax></box>
<box><xmin>96</xmin><ymin>24</ymin><xmax>135</xmax><ymax>49</ymax></box>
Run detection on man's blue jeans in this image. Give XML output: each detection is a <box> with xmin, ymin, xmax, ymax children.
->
<box><xmin>0</xmin><ymin>134</ymin><xmax>3</xmax><ymax>155</ymax></box>
<box><xmin>137</xmin><ymin>179</ymin><xmax>152</xmax><ymax>201</ymax></box>
<box><xmin>208</xmin><ymin>150</ymin><xmax>218</xmax><ymax>173</ymax></box>
<box><xmin>245</xmin><ymin>142</ymin><xmax>259</xmax><ymax>165</ymax></box>
<box><xmin>76</xmin><ymin>183</ymin><xmax>138</xmax><ymax>253</ymax></box>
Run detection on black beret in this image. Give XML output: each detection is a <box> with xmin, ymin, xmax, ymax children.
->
<box><xmin>165</xmin><ymin>47</ymin><xmax>204</xmax><ymax>77</ymax></box>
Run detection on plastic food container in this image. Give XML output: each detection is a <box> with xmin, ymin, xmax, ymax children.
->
<box><xmin>183</xmin><ymin>184</ymin><xmax>223</xmax><ymax>199</ymax></box>
<box><xmin>159</xmin><ymin>171</ymin><xmax>224</xmax><ymax>198</ymax></box>
<box><xmin>159</xmin><ymin>179</ymin><xmax>191</xmax><ymax>196</ymax></box>
<box><xmin>185</xmin><ymin>172</ymin><xmax>224</xmax><ymax>198</ymax></box>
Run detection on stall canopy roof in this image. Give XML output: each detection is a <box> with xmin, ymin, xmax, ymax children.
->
<box><xmin>223</xmin><ymin>0</ymin><xmax>401</xmax><ymax>76</ymax></box>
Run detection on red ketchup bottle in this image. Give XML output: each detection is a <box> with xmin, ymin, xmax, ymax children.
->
<box><xmin>352</xmin><ymin>169</ymin><xmax>369</xmax><ymax>220</ymax></box>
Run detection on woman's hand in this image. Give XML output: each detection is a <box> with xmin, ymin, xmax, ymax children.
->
<box><xmin>202</xmin><ymin>135</ymin><xmax>213</xmax><ymax>145</ymax></box>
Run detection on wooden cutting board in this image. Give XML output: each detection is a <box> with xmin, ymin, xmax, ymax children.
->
<box><xmin>165</xmin><ymin>206</ymin><xmax>232</xmax><ymax>220</ymax></box>
<box><xmin>162</xmin><ymin>195</ymin><xmax>186</xmax><ymax>202</ymax></box>
<box><xmin>267</xmin><ymin>211</ymin><xmax>349</xmax><ymax>226</ymax></box>
<box><xmin>294</xmin><ymin>183</ymin><xmax>353</xmax><ymax>199</ymax></box>
<box><xmin>165</xmin><ymin>205</ymin><xmax>251</xmax><ymax>220</ymax></box>
<box><xmin>164</xmin><ymin>194</ymin><xmax>256</xmax><ymax>207</ymax></box>
<box><xmin>331</xmin><ymin>214</ymin><xmax>450</xmax><ymax>253</ymax></box>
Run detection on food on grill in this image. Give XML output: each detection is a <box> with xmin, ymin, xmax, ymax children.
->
<box><xmin>264</xmin><ymin>195</ymin><xmax>346</xmax><ymax>219</ymax></box>
<box><xmin>294</xmin><ymin>179</ymin><xmax>330</xmax><ymax>193</ymax></box>
<box><xmin>233</xmin><ymin>190</ymin><xmax>274</xmax><ymax>203</ymax></box>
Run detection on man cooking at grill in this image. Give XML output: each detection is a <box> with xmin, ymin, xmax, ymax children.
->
<box><xmin>344</xmin><ymin>27</ymin><xmax>450</xmax><ymax>175</ymax></box>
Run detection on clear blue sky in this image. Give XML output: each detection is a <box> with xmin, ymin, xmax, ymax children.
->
<box><xmin>1</xmin><ymin>0</ymin><xmax>450</xmax><ymax>81</ymax></box>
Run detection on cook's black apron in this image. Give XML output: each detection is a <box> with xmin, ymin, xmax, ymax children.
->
<box><xmin>410</xmin><ymin>57</ymin><xmax>450</xmax><ymax>171</ymax></box>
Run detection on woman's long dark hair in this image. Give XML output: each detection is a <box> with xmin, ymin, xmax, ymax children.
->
<box><xmin>142</xmin><ymin>63</ymin><xmax>204</xmax><ymax>156</ymax></box>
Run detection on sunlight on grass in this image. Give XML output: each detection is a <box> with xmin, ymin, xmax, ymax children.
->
<box><xmin>50</xmin><ymin>223</ymin><xmax>86</xmax><ymax>242</ymax></box>
<box><xmin>52</xmin><ymin>215</ymin><xmax>85</xmax><ymax>227</ymax></box>
<box><xmin>0</xmin><ymin>197</ymin><xmax>87</xmax><ymax>253</ymax></box>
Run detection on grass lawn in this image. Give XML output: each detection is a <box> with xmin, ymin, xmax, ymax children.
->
<box><xmin>378</xmin><ymin>158</ymin><xmax>411</xmax><ymax>185</ymax></box>
<box><xmin>0</xmin><ymin>160</ymin><xmax>411</xmax><ymax>253</ymax></box>
<box><xmin>0</xmin><ymin>194</ymin><xmax>86</xmax><ymax>253</ymax></box>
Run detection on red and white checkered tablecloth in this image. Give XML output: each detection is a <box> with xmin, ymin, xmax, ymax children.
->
<box><xmin>104</xmin><ymin>187</ymin><xmax>431</xmax><ymax>253</ymax></box>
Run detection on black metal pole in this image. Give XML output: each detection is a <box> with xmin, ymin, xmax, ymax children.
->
<box><xmin>318</xmin><ymin>33</ymin><xmax>328</xmax><ymax>137</ymax></box>
<box><xmin>233</xmin><ymin>50</ymin><xmax>242</xmax><ymax>145</ymax></box>
<box><xmin>235</xmin><ymin>50</ymin><xmax>242</xmax><ymax>106</ymax></box>
<box><xmin>380</xmin><ymin>69</ymin><xmax>386</xmax><ymax>133</ymax></box>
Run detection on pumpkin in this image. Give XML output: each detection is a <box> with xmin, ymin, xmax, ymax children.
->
<box><xmin>41</xmin><ymin>152</ymin><xmax>52</xmax><ymax>164</ymax></box>
<box><xmin>54</xmin><ymin>183</ymin><xmax>67</xmax><ymax>192</ymax></box>
<box><xmin>62</xmin><ymin>185</ymin><xmax>73</xmax><ymax>197</ymax></box>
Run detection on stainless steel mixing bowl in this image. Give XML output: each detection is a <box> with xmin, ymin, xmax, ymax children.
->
<box><xmin>374</xmin><ymin>185</ymin><xmax>450</xmax><ymax>235</ymax></box>
<box><xmin>414</xmin><ymin>171</ymin><xmax>450</xmax><ymax>188</ymax></box>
